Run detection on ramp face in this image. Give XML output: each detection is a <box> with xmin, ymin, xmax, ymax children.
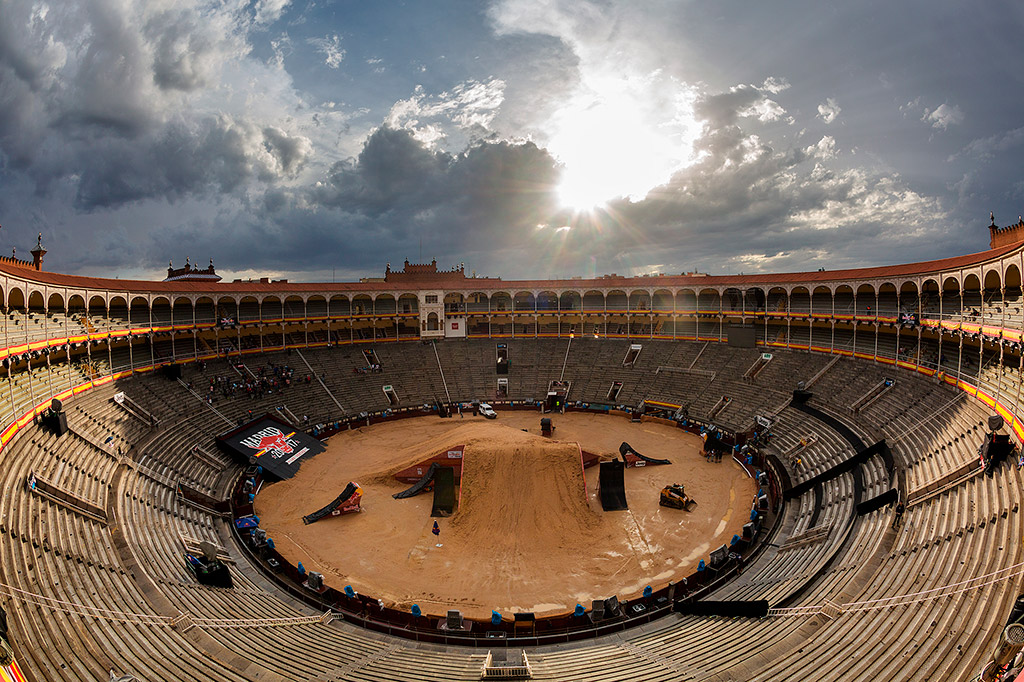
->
<box><xmin>431</xmin><ymin>466</ymin><xmax>457</xmax><ymax>517</ymax></box>
<box><xmin>598</xmin><ymin>461</ymin><xmax>628</xmax><ymax>511</ymax></box>
<box><xmin>618</xmin><ymin>441</ymin><xmax>671</xmax><ymax>466</ymax></box>
<box><xmin>393</xmin><ymin>462</ymin><xmax>439</xmax><ymax>499</ymax></box>
<box><xmin>303</xmin><ymin>482</ymin><xmax>360</xmax><ymax>524</ymax></box>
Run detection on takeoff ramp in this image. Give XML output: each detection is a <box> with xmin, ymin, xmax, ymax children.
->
<box><xmin>393</xmin><ymin>462</ymin><xmax>439</xmax><ymax>499</ymax></box>
<box><xmin>598</xmin><ymin>461</ymin><xmax>628</xmax><ymax>511</ymax></box>
<box><xmin>618</xmin><ymin>441</ymin><xmax>671</xmax><ymax>466</ymax></box>
<box><xmin>431</xmin><ymin>466</ymin><xmax>457</xmax><ymax>517</ymax></box>
<box><xmin>302</xmin><ymin>482</ymin><xmax>362</xmax><ymax>524</ymax></box>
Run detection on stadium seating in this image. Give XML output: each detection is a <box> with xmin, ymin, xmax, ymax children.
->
<box><xmin>0</xmin><ymin>332</ymin><xmax>1021</xmax><ymax>681</ymax></box>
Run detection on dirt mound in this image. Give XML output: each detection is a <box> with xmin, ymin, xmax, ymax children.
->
<box><xmin>361</xmin><ymin>421</ymin><xmax>524</xmax><ymax>481</ymax></box>
<box><xmin>452</xmin><ymin>437</ymin><xmax>598</xmax><ymax>547</ymax></box>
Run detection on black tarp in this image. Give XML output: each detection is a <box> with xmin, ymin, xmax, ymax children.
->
<box><xmin>431</xmin><ymin>466</ymin><xmax>457</xmax><ymax>517</ymax></box>
<box><xmin>216</xmin><ymin>414</ymin><xmax>325</xmax><ymax>481</ymax></box>
<box><xmin>598</xmin><ymin>460</ymin><xmax>628</xmax><ymax>511</ymax></box>
<box><xmin>856</xmin><ymin>488</ymin><xmax>899</xmax><ymax>515</ymax></box>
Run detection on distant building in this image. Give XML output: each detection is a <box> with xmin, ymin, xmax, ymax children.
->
<box><xmin>165</xmin><ymin>257</ymin><xmax>222</xmax><ymax>282</ymax></box>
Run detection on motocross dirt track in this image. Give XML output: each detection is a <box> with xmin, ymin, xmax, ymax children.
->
<box><xmin>255</xmin><ymin>411</ymin><xmax>754</xmax><ymax>619</ymax></box>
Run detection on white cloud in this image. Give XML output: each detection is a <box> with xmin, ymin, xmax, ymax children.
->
<box><xmin>788</xmin><ymin>171</ymin><xmax>945</xmax><ymax>235</ymax></box>
<box><xmin>253</xmin><ymin>0</ymin><xmax>291</xmax><ymax>25</ymax></box>
<box><xmin>805</xmin><ymin>135</ymin><xmax>837</xmax><ymax>160</ymax></box>
<box><xmin>385</xmin><ymin>79</ymin><xmax>506</xmax><ymax>146</ymax></box>
<box><xmin>488</xmin><ymin>1</ymin><xmax>706</xmax><ymax>205</ymax></box>
<box><xmin>923</xmin><ymin>103</ymin><xmax>964</xmax><ymax>130</ymax></box>
<box><xmin>740</xmin><ymin>96</ymin><xmax>788</xmax><ymax>123</ymax></box>
<box><xmin>268</xmin><ymin>33</ymin><xmax>292</xmax><ymax>70</ymax></box>
<box><xmin>308</xmin><ymin>34</ymin><xmax>345</xmax><ymax>69</ymax></box>
<box><xmin>817</xmin><ymin>97</ymin><xmax>841</xmax><ymax>124</ymax></box>
<box><xmin>760</xmin><ymin>77</ymin><xmax>790</xmax><ymax>94</ymax></box>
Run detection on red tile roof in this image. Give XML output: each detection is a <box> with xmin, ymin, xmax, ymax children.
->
<box><xmin>0</xmin><ymin>242</ymin><xmax>1019</xmax><ymax>296</ymax></box>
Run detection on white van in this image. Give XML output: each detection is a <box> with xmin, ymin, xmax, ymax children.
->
<box><xmin>479</xmin><ymin>403</ymin><xmax>497</xmax><ymax>419</ymax></box>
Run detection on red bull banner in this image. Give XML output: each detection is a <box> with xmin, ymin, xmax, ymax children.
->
<box><xmin>216</xmin><ymin>414</ymin><xmax>325</xmax><ymax>481</ymax></box>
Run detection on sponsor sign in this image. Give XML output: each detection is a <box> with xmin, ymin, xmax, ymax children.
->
<box><xmin>217</xmin><ymin>415</ymin><xmax>325</xmax><ymax>480</ymax></box>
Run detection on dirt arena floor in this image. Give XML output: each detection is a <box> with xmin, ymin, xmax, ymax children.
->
<box><xmin>255</xmin><ymin>411</ymin><xmax>755</xmax><ymax>619</ymax></box>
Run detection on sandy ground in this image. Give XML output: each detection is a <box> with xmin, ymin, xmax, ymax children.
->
<box><xmin>255</xmin><ymin>411</ymin><xmax>755</xmax><ymax>619</ymax></box>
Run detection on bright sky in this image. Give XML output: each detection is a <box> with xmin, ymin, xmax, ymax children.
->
<box><xmin>0</xmin><ymin>0</ymin><xmax>1022</xmax><ymax>282</ymax></box>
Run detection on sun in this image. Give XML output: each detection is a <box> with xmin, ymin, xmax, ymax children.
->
<box><xmin>546</xmin><ymin>73</ymin><xmax>700</xmax><ymax>211</ymax></box>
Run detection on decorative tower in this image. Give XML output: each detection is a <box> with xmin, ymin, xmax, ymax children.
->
<box><xmin>30</xmin><ymin>233</ymin><xmax>46</xmax><ymax>271</ymax></box>
<box><xmin>988</xmin><ymin>212</ymin><xmax>1024</xmax><ymax>249</ymax></box>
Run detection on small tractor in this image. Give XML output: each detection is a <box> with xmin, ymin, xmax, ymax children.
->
<box><xmin>659</xmin><ymin>483</ymin><xmax>697</xmax><ymax>511</ymax></box>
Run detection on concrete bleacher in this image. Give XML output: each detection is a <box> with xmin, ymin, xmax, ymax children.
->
<box><xmin>0</xmin><ymin>338</ymin><xmax>1021</xmax><ymax>681</ymax></box>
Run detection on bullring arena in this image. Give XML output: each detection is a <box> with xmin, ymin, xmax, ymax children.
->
<box><xmin>256</xmin><ymin>414</ymin><xmax>753</xmax><ymax>619</ymax></box>
<box><xmin>1</xmin><ymin>219</ymin><xmax>1024</xmax><ymax>681</ymax></box>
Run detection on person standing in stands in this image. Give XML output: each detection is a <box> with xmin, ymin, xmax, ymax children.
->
<box><xmin>892</xmin><ymin>502</ymin><xmax>905</xmax><ymax>530</ymax></box>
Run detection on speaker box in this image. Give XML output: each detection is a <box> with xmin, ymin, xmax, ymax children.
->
<box><xmin>709</xmin><ymin>544</ymin><xmax>730</xmax><ymax>569</ymax></box>
<box><xmin>603</xmin><ymin>596</ymin><xmax>622</xmax><ymax>618</ymax></box>
<box><xmin>446</xmin><ymin>610</ymin><xmax>463</xmax><ymax>629</ymax></box>
<box><xmin>43</xmin><ymin>411</ymin><xmax>68</xmax><ymax>436</ymax></box>
<box><xmin>743</xmin><ymin>521</ymin><xmax>757</xmax><ymax>540</ymax></box>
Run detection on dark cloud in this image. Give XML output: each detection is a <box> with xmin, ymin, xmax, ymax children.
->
<box><xmin>0</xmin><ymin>0</ymin><xmax>1021</xmax><ymax>284</ymax></box>
<box><xmin>307</xmin><ymin>126</ymin><xmax>562</xmax><ymax>259</ymax></box>
<box><xmin>72</xmin><ymin>118</ymin><xmax>312</xmax><ymax>209</ymax></box>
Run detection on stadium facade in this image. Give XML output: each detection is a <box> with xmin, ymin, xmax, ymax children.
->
<box><xmin>0</xmin><ymin>216</ymin><xmax>1023</xmax><ymax>681</ymax></box>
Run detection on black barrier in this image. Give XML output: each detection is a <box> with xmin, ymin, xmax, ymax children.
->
<box><xmin>983</xmin><ymin>433</ymin><xmax>1015</xmax><ymax>473</ymax></box>
<box><xmin>785</xmin><ymin>396</ymin><xmax>890</xmax><ymax>501</ymax></box>
<box><xmin>598</xmin><ymin>461</ymin><xmax>628</xmax><ymax>511</ymax></box>
<box><xmin>856</xmin><ymin>488</ymin><xmax>899</xmax><ymax>515</ymax></box>
<box><xmin>786</xmin><ymin>439</ymin><xmax>890</xmax><ymax>500</ymax></box>
<box><xmin>431</xmin><ymin>466</ymin><xmax>457</xmax><ymax>516</ymax></box>
<box><xmin>674</xmin><ymin>600</ymin><xmax>770</xmax><ymax>618</ymax></box>
<box><xmin>42</xmin><ymin>409</ymin><xmax>68</xmax><ymax>436</ymax></box>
